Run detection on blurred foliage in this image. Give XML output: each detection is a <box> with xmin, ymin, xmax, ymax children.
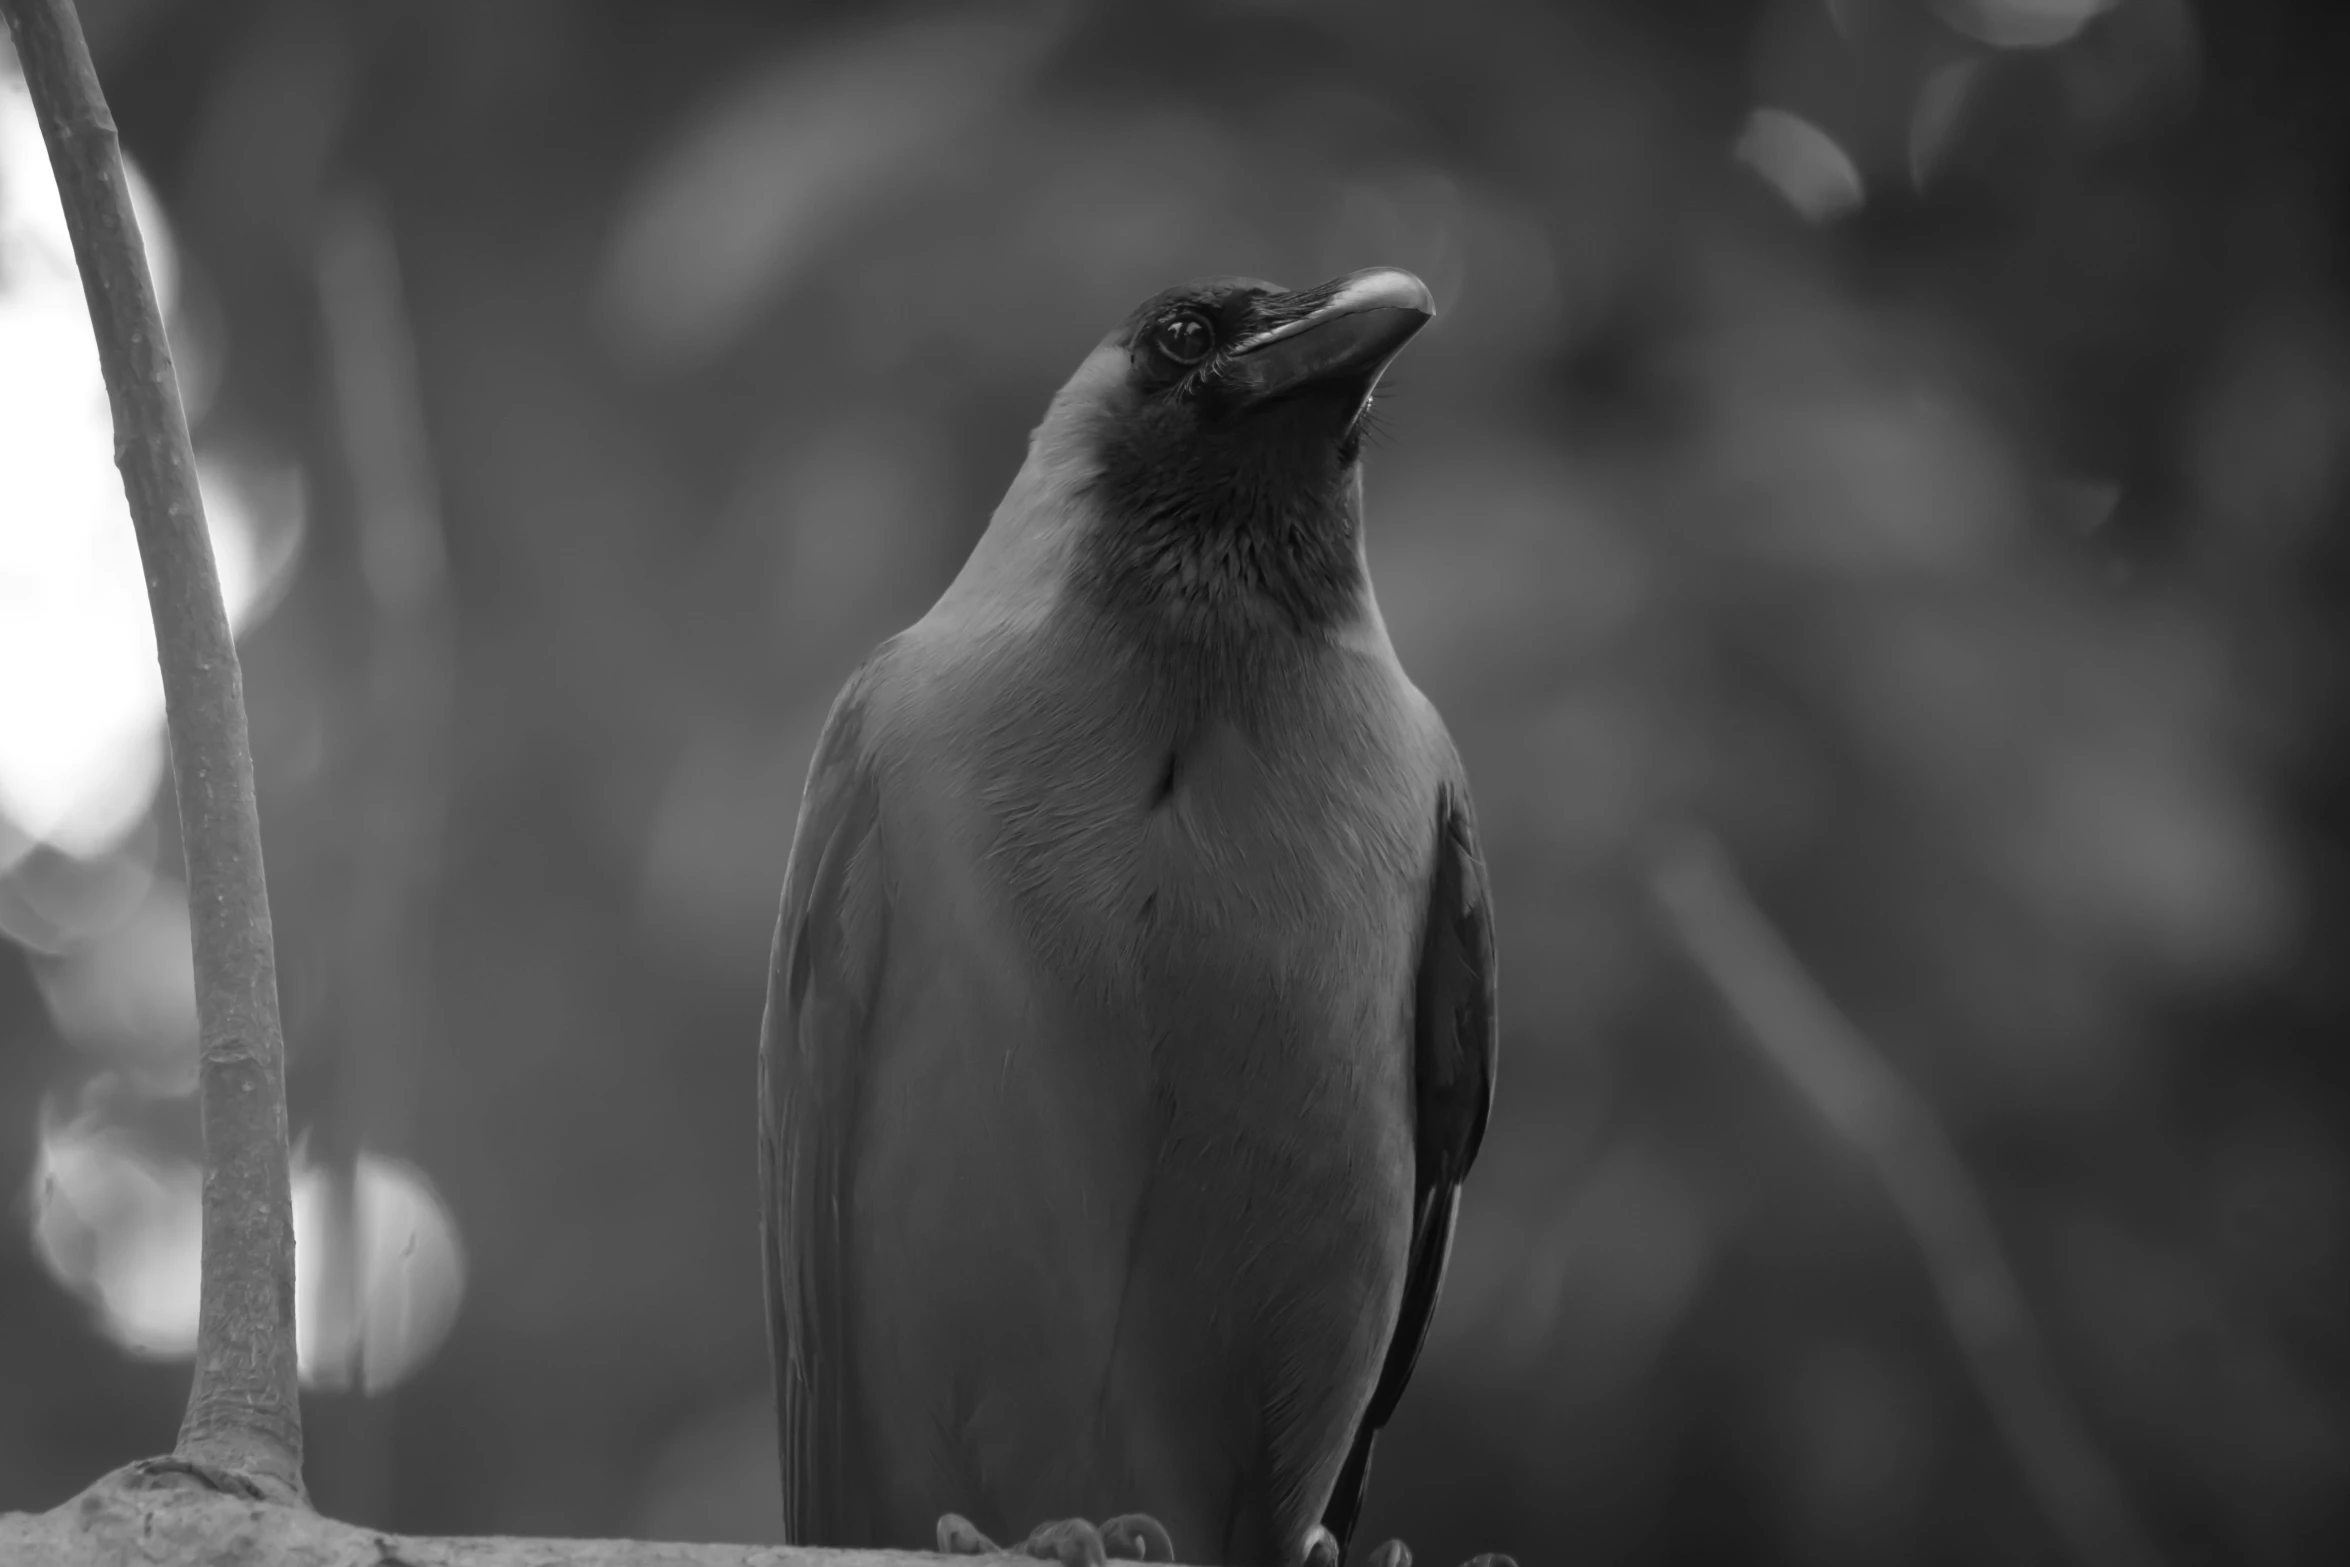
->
<box><xmin>3</xmin><ymin>0</ymin><xmax>2347</xmax><ymax>1562</ymax></box>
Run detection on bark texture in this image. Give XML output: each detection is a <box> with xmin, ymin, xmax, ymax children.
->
<box><xmin>2</xmin><ymin>0</ymin><xmax>303</xmax><ymax>1499</ymax></box>
<box><xmin>0</xmin><ymin>1469</ymin><xmax>964</xmax><ymax>1567</ymax></box>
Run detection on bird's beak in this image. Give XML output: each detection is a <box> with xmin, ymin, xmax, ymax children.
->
<box><xmin>1225</xmin><ymin>267</ymin><xmax>1434</xmax><ymax>411</ymax></box>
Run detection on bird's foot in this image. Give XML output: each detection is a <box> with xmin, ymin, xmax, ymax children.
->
<box><xmin>1305</xmin><ymin>1531</ymin><xmax>1515</xmax><ymax>1567</ymax></box>
<box><xmin>939</xmin><ymin>1514</ymin><xmax>1001</xmax><ymax>1555</ymax></box>
<box><xmin>936</xmin><ymin>1511</ymin><xmax>1177</xmax><ymax>1564</ymax></box>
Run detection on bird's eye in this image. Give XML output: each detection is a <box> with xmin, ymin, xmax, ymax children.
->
<box><xmin>1151</xmin><ymin>313</ymin><xmax>1214</xmax><ymax>366</ymax></box>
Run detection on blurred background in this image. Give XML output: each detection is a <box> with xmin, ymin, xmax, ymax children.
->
<box><xmin>2</xmin><ymin>0</ymin><xmax>2345</xmax><ymax>1562</ymax></box>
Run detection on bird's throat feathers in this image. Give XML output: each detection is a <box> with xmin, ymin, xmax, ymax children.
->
<box><xmin>1083</xmin><ymin>402</ymin><xmax>1369</xmax><ymax>641</ymax></box>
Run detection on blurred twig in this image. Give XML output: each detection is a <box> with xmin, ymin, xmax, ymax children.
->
<box><xmin>2</xmin><ymin>0</ymin><xmax>304</xmax><ymax>1502</ymax></box>
<box><xmin>307</xmin><ymin>187</ymin><xmax>455</xmax><ymax>1502</ymax></box>
<box><xmin>1650</xmin><ymin>832</ymin><xmax>2161</xmax><ymax>1567</ymax></box>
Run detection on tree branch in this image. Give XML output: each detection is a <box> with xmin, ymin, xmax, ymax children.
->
<box><xmin>1649</xmin><ymin>832</ymin><xmax>2162</xmax><ymax>1567</ymax></box>
<box><xmin>3</xmin><ymin>0</ymin><xmax>304</xmax><ymax>1503</ymax></box>
<box><xmin>0</xmin><ymin>1470</ymin><xmax>949</xmax><ymax>1567</ymax></box>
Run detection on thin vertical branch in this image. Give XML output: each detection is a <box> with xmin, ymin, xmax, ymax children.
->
<box><xmin>1650</xmin><ymin>832</ymin><xmax>2158</xmax><ymax>1567</ymax></box>
<box><xmin>2</xmin><ymin>0</ymin><xmax>303</xmax><ymax>1501</ymax></box>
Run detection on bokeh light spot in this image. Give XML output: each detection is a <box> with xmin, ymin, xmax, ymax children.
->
<box><xmin>29</xmin><ymin>1098</ymin><xmax>468</xmax><ymax>1393</ymax></box>
<box><xmin>1735</xmin><ymin>107</ymin><xmax>1865</xmax><ymax>222</ymax></box>
<box><xmin>0</xmin><ymin>67</ymin><xmax>303</xmax><ymax>865</ymax></box>
<box><xmin>1933</xmin><ymin>0</ymin><xmax>2120</xmax><ymax>51</ymax></box>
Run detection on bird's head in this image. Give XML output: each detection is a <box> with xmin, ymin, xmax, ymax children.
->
<box><xmin>1017</xmin><ymin>267</ymin><xmax>1434</xmax><ymax>638</ymax></box>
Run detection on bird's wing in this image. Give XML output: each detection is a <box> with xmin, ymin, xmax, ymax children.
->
<box><xmin>1321</xmin><ymin>766</ymin><xmax>1499</xmax><ymax>1551</ymax></box>
<box><xmin>760</xmin><ymin>659</ymin><xmax>894</xmax><ymax>1545</ymax></box>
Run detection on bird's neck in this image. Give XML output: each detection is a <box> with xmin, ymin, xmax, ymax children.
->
<box><xmin>1075</xmin><ymin>457</ymin><xmax>1372</xmax><ymax>642</ymax></box>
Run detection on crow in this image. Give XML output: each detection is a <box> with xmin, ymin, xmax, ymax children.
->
<box><xmin>760</xmin><ymin>268</ymin><xmax>1502</xmax><ymax>1567</ymax></box>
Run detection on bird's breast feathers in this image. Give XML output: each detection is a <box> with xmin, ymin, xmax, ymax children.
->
<box><xmin>856</xmin><ymin>618</ymin><xmax>1443</xmax><ymax>1082</ymax></box>
<box><xmin>954</xmin><ymin>642</ymin><xmax>1434</xmax><ymax>996</ymax></box>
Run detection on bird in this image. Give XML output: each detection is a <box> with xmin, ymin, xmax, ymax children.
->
<box><xmin>758</xmin><ymin>266</ymin><xmax>1501</xmax><ymax>1567</ymax></box>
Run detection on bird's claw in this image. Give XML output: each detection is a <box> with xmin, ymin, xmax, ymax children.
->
<box><xmin>1023</xmin><ymin>1518</ymin><xmax>1110</xmax><ymax>1566</ymax></box>
<box><xmin>936</xmin><ymin>1513</ymin><xmax>1173</xmax><ymax>1565</ymax></box>
<box><xmin>1348</xmin><ymin>1537</ymin><xmax>1514</xmax><ymax>1567</ymax></box>
<box><xmin>1101</xmin><ymin>1514</ymin><xmax>1177</xmax><ymax>1560</ymax></box>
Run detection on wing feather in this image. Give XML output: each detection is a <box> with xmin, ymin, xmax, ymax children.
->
<box><xmin>760</xmin><ymin>661</ymin><xmax>894</xmax><ymax>1545</ymax></box>
<box><xmin>1320</xmin><ymin>772</ymin><xmax>1498</xmax><ymax>1551</ymax></box>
